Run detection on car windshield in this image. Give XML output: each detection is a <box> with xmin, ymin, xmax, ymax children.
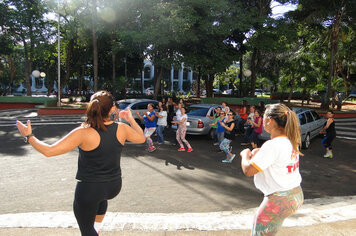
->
<box><xmin>117</xmin><ymin>102</ymin><xmax>130</xmax><ymax>110</ymax></box>
<box><xmin>187</xmin><ymin>107</ymin><xmax>210</xmax><ymax>116</ymax></box>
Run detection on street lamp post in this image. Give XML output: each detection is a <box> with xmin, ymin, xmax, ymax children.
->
<box><xmin>243</xmin><ymin>69</ymin><xmax>251</xmax><ymax>97</ymax></box>
<box><xmin>301</xmin><ymin>77</ymin><xmax>306</xmax><ymax>106</ymax></box>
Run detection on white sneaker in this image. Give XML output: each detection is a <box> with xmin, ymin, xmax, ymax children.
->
<box><xmin>323</xmin><ymin>152</ymin><xmax>331</xmax><ymax>158</ymax></box>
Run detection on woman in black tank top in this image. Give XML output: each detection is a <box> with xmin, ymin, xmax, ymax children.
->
<box><xmin>16</xmin><ymin>91</ymin><xmax>145</xmax><ymax>236</ymax></box>
<box><xmin>320</xmin><ymin>110</ymin><xmax>336</xmax><ymax>158</ymax></box>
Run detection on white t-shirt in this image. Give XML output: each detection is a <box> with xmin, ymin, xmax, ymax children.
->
<box><xmin>176</xmin><ymin>109</ymin><xmax>182</xmax><ymax>121</ymax></box>
<box><xmin>178</xmin><ymin>114</ymin><xmax>187</xmax><ymax>127</ymax></box>
<box><xmin>250</xmin><ymin>136</ymin><xmax>302</xmax><ymax>196</ymax></box>
<box><xmin>157</xmin><ymin>111</ymin><xmax>167</xmax><ymax>126</ymax></box>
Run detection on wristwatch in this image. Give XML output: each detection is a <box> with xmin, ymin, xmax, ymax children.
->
<box><xmin>24</xmin><ymin>134</ymin><xmax>34</xmax><ymax>143</ymax></box>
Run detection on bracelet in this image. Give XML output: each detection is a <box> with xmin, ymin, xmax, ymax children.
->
<box><xmin>24</xmin><ymin>134</ymin><xmax>35</xmax><ymax>144</ymax></box>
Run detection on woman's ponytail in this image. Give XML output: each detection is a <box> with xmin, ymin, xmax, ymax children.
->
<box><xmin>83</xmin><ymin>91</ymin><xmax>114</xmax><ymax>131</ymax></box>
<box><xmin>285</xmin><ymin>109</ymin><xmax>302</xmax><ymax>155</ymax></box>
<box><xmin>265</xmin><ymin>103</ymin><xmax>302</xmax><ymax>155</ymax></box>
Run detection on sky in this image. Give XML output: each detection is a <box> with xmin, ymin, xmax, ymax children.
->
<box><xmin>271</xmin><ymin>1</ymin><xmax>298</xmax><ymax>18</ymax></box>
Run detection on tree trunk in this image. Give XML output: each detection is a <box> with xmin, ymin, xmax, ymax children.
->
<box><xmin>92</xmin><ymin>0</ymin><xmax>98</xmax><ymax>92</ymax></box>
<box><xmin>322</xmin><ymin>6</ymin><xmax>344</xmax><ymax>109</ymax></box>
<box><xmin>8</xmin><ymin>55</ymin><xmax>15</xmax><ymax>94</ymax></box>
<box><xmin>239</xmin><ymin>56</ymin><xmax>243</xmax><ymax>97</ymax></box>
<box><xmin>287</xmin><ymin>75</ymin><xmax>295</xmax><ymax>106</ymax></box>
<box><xmin>64</xmin><ymin>39</ymin><xmax>74</xmax><ymax>92</ymax></box>
<box><xmin>205</xmin><ymin>74</ymin><xmax>214</xmax><ymax>98</ymax></box>
<box><xmin>112</xmin><ymin>53</ymin><xmax>116</xmax><ymax>84</ymax></box>
<box><xmin>197</xmin><ymin>67</ymin><xmax>201</xmax><ymax>98</ymax></box>
<box><xmin>153</xmin><ymin>66</ymin><xmax>164</xmax><ymax>100</ymax></box>
<box><xmin>23</xmin><ymin>41</ymin><xmax>32</xmax><ymax>96</ymax></box>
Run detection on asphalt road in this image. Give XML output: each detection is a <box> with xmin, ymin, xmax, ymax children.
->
<box><xmin>1</xmin><ymin>120</ymin><xmax>356</xmax><ymax>216</ymax></box>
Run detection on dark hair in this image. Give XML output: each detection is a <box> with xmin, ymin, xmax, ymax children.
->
<box><xmin>84</xmin><ymin>90</ymin><xmax>114</xmax><ymax>131</ymax></box>
<box><xmin>242</xmin><ymin>100</ymin><xmax>248</xmax><ymax>106</ymax></box>
<box><xmin>222</xmin><ymin>101</ymin><xmax>228</xmax><ymax>106</ymax></box>
<box><xmin>327</xmin><ymin>110</ymin><xmax>334</xmax><ymax>114</ymax></box>
<box><xmin>255</xmin><ymin>109</ymin><xmax>262</xmax><ymax>116</ymax></box>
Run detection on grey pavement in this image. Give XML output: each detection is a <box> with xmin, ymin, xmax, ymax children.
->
<box><xmin>1</xmin><ymin>111</ymin><xmax>356</xmax><ymax>235</ymax></box>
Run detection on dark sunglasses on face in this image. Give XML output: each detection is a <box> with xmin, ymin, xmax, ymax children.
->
<box><xmin>220</xmin><ymin>113</ymin><xmax>225</xmax><ymax>115</ymax></box>
<box><xmin>228</xmin><ymin>114</ymin><xmax>233</xmax><ymax>116</ymax></box>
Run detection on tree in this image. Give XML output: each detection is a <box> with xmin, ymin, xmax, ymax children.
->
<box><xmin>3</xmin><ymin>0</ymin><xmax>50</xmax><ymax>96</ymax></box>
<box><xmin>289</xmin><ymin>0</ymin><xmax>356</xmax><ymax>108</ymax></box>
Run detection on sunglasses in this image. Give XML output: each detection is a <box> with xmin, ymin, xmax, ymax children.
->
<box><xmin>228</xmin><ymin>114</ymin><xmax>234</xmax><ymax>116</ymax></box>
<box><xmin>220</xmin><ymin>112</ymin><xmax>225</xmax><ymax>115</ymax></box>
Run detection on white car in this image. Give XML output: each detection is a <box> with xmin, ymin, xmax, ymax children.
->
<box><xmin>259</xmin><ymin>108</ymin><xmax>325</xmax><ymax>149</ymax></box>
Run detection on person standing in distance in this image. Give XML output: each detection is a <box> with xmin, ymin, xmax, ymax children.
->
<box><xmin>320</xmin><ymin>110</ymin><xmax>336</xmax><ymax>158</ymax></box>
<box><xmin>136</xmin><ymin>103</ymin><xmax>157</xmax><ymax>152</ymax></box>
<box><xmin>240</xmin><ymin>103</ymin><xmax>304</xmax><ymax>236</ymax></box>
<box><xmin>16</xmin><ymin>91</ymin><xmax>145</xmax><ymax>236</ymax></box>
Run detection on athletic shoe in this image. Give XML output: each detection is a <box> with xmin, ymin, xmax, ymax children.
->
<box><xmin>187</xmin><ymin>148</ymin><xmax>193</xmax><ymax>152</ymax></box>
<box><xmin>328</xmin><ymin>154</ymin><xmax>333</xmax><ymax>159</ymax></box>
<box><xmin>213</xmin><ymin>142</ymin><xmax>219</xmax><ymax>146</ymax></box>
<box><xmin>228</xmin><ymin>154</ymin><xmax>236</xmax><ymax>163</ymax></box>
<box><xmin>222</xmin><ymin>158</ymin><xmax>230</xmax><ymax>163</ymax></box>
<box><xmin>177</xmin><ymin>147</ymin><xmax>185</xmax><ymax>151</ymax></box>
<box><xmin>323</xmin><ymin>152</ymin><xmax>331</xmax><ymax>158</ymax></box>
<box><xmin>148</xmin><ymin>146</ymin><xmax>156</xmax><ymax>152</ymax></box>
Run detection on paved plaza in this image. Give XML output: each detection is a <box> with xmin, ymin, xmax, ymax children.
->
<box><xmin>0</xmin><ymin>111</ymin><xmax>356</xmax><ymax>235</ymax></box>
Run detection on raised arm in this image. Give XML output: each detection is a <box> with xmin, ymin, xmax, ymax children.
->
<box><xmin>16</xmin><ymin>120</ymin><xmax>85</xmax><ymax>157</ymax></box>
<box><xmin>117</xmin><ymin>109</ymin><xmax>145</xmax><ymax>145</ymax></box>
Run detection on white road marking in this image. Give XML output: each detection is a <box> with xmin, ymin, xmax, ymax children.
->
<box><xmin>0</xmin><ymin>196</ymin><xmax>355</xmax><ymax>231</ymax></box>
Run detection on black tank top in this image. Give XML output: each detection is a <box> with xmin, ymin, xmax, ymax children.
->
<box><xmin>224</xmin><ymin>120</ymin><xmax>235</xmax><ymax>140</ymax></box>
<box><xmin>76</xmin><ymin>123</ymin><xmax>123</xmax><ymax>182</ymax></box>
<box><xmin>326</xmin><ymin>119</ymin><xmax>336</xmax><ymax>136</ymax></box>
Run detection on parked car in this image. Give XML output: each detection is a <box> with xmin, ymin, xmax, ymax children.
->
<box><xmin>116</xmin><ymin>98</ymin><xmax>158</xmax><ymax>126</ymax></box>
<box><xmin>259</xmin><ymin>107</ymin><xmax>326</xmax><ymax>149</ymax></box>
<box><xmin>171</xmin><ymin>104</ymin><xmax>220</xmax><ymax>138</ymax></box>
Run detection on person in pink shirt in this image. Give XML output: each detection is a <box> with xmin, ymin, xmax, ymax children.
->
<box><xmin>248</xmin><ymin>109</ymin><xmax>263</xmax><ymax>149</ymax></box>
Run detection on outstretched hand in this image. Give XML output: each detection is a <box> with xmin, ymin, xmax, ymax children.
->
<box><xmin>16</xmin><ymin>120</ymin><xmax>32</xmax><ymax>137</ymax></box>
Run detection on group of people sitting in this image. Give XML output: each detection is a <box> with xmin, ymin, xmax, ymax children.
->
<box><xmin>207</xmin><ymin>101</ymin><xmax>266</xmax><ymax>163</ymax></box>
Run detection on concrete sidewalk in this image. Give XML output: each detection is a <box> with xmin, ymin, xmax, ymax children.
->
<box><xmin>1</xmin><ymin>219</ymin><xmax>356</xmax><ymax>236</ymax></box>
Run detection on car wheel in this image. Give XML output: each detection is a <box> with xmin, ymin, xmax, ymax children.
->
<box><xmin>302</xmin><ymin>133</ymin><xmax>310</xmax><ymax>149</ymax></box>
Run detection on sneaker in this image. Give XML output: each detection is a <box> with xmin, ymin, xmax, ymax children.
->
<box><xmin>187</xmin><ymin>148</ymin><xmax>193</xmax><ymax>152</ymax></box>
<box><xmin>148</xmin><ymin>146</ymin><xmax>156</xmax><ymax>152</ymax></box>
<box><xmin>328</xmin><ymin>153</ymin><xmax>333</xmax><ymax>159</ymax></box>
<box><xmin>228</xmin><ymin>154</ymin><xmax>236</xmax><ymax>163</ymax></box>
<box><xmin>222</xmin><ymin>158</ymin><xmax>230</xmax><ymax>163</ymax></box>
<box><xmin>177</xmin><ymin>147</ymin><xmax>185</xmax><ymax>151</ymax></box>
<box><xmin>323</xmin><ymin>152</ymin><xmax>331</xmax><ymax>158</ymax></box>
<box><xmin>213</xmin><ymin>142</ymin><xmax>219</xmax><ymax>146</ymax></box>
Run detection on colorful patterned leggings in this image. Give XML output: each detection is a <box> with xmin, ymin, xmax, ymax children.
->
<box><xmin>144</xmin><ymin>127</ymin><xmax>156</xmax><ymax>148</ymax></box>
<box><xmin>252</xmin><ymin>186</ymin><xmax>304</xmax><ymax>236</ymax></box>
<box><xmin>176</xmin><ymin>126</ymin><xmax>191</xmax><ymax>149</ymax></box>
<box><xmin>219</xmin><ymin>138</ymin><xmax>232</xmax><ymax>158</ymax></box>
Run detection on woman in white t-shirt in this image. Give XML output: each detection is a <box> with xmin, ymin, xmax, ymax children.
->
<box><xmin>155</xmin><ymin>102</ymin><xmax>167</xmax><ymax>144</ymax></box>
<box><xmin>172</xmin><ymin>107</ymin><xmax>193</xmax><ymax>152</ymax></box>
<box><xmin>240</xmin><ymin>103</ymin><xmax>303</xmax><ymax>236</ymax></box>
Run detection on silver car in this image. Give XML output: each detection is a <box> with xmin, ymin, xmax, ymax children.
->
<box><xmin>172</xmin><ymin>104</ymin><xmax>220</xmax><ymax>138</ymax></box>
<box><xmin>116</xmin><ymin>98</ymin><xmax>158</xmax><ymax>126</ymax></box>
<box><xmin>259</xmin><ymin>107</ymin><xmax>326</xmax><ymax>149</ymax></box>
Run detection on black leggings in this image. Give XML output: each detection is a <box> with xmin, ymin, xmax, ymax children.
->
<box><xmin>73</xmin><ymin>178</ymin><xmax>122</xmax><ymax>236</ymax></box>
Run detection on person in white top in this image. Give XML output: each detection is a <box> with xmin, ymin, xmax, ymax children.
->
<box><xmin>172</xmin><ymin>107</ymin><xmax>193</xmax><ymax>152</ymax></box>
<box><xmin>155</xmin><ymin>102</ymin><xmax>167</xmax><ymax>144</ymax></box>
<box><xmin>240</xmin><ymin>103</ymin><xmax>303</xmax><ymax>236</ymax></box>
